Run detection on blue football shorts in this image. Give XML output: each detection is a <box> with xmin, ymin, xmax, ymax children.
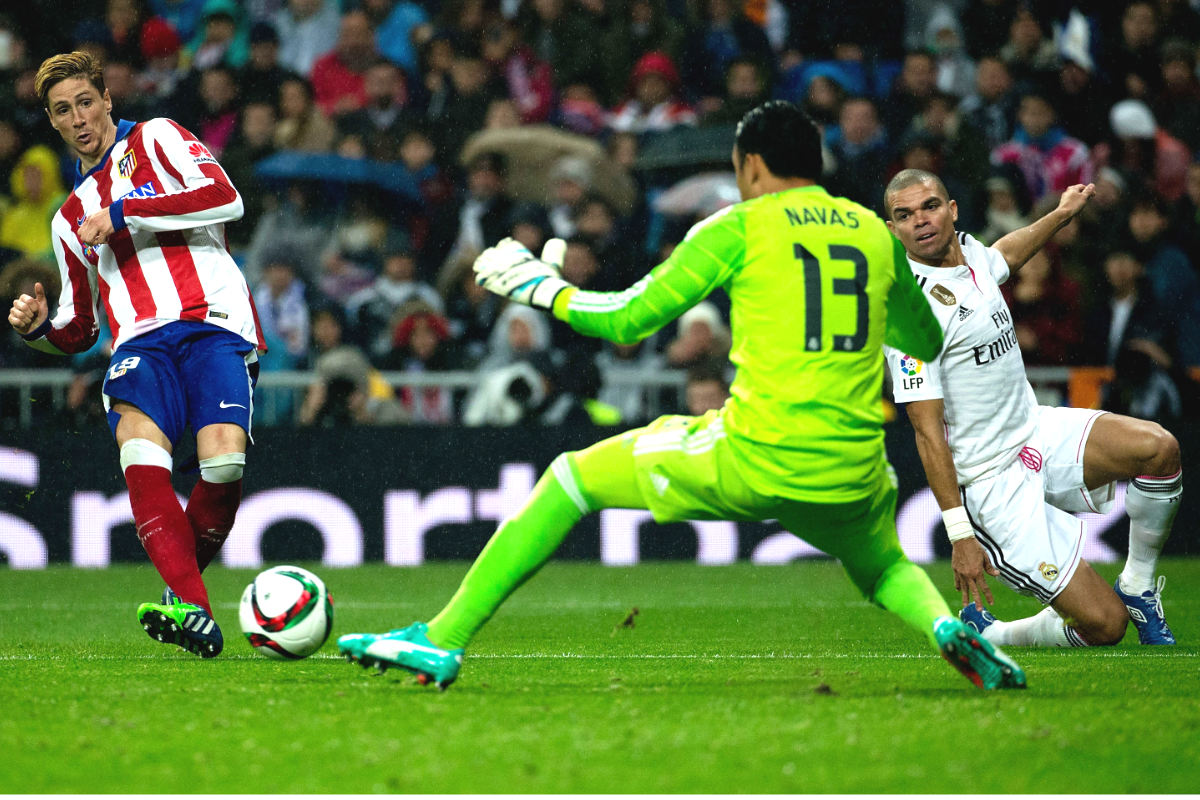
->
<box><xmin>102</xmin><ymin>321</ymin><xmax>259</xmax><ymax>446</ymax></box>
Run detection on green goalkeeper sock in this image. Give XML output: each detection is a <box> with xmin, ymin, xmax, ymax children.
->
<box><xmin>871</xmin><ymin>559</ymin><xmax>954</xmax><ymax>648</ymax></box>
<box><xmin>426</xmin><ymin>454</ymin><xmax>592</xmax><ymax>650</ymax></box>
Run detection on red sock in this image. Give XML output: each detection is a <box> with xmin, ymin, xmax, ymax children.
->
<box><xmin>126</xmin><ymin>464</ymin><xmax>211</xmax><ymax>614</ymax></box>
<box><xmin>187</xmin><ymin>478</ymin><xmax>242</xmax><ymax>572</ymax></box>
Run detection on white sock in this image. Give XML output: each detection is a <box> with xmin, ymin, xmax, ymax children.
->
<box><xmin>982</xmin><ymin>606</ymin><xmax>1086</xmax><ymax>647</ymax></box>
<box><xmin>1119</xmin><ymin>471</ymin><xmax>1182</xmax><ymax>594</ymax></box>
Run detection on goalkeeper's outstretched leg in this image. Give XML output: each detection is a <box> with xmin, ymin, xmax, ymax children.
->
<box><xmin>775</xmin><ymin>471</ymin><xmax>1026</xmax><ymax>690</ymax></box>
<box><xmin>341</xmin><ymin>411</ymin><xmax>1026</xmax><ymax>691</ymax></box>
<box><xmin>338</xmin><ymin>429</ymin><xmax>646</xmax><ymax>685</ymax></box>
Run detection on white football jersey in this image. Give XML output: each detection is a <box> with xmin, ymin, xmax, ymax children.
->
<box><xmin>885</xmin><ymin>232</ymin><xmax>1037</xmax><ymax>485</ymax></box>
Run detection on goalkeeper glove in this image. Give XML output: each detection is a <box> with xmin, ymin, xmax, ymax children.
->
<box><xmin>473</xmin><ymin>237</ymin><xmax>571</xmax><ymax>310</ymax></box>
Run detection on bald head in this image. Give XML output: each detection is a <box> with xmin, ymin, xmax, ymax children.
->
<box><xmin>884</xmin><ymin>169</ymin><xmax>949</xmax><ymax>219</ymax></box>
<box><xmin>885</xmin><ymin>168</ymin><xmax>961</xmax><ymax>266</ymax></box>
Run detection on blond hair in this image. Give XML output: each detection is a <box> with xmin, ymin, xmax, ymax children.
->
<box><xmin>34</xmin><ymin>51</ymin><xmax>106</xmax><ymax>109</ymax></box>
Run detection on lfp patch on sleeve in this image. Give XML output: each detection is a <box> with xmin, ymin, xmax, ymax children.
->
<box><xmin>898</xmin><ymin>354</ymin><xmax>923</xmax><ymax>375</ymax></box>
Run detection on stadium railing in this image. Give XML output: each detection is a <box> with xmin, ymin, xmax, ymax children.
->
<box><xmin>4</xmin><ymin>364</ymin><xmax>1197</xmax><ymax>427</ymax></box>
<box><xmin>0</xmin><ymin>365</ymin><xmax>695</xmax><ymax>428</ymax></box>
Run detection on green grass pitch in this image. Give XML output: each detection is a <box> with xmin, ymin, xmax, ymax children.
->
<box><xmin>1</xmin><ymin>559</ymin><xmax>1198</xmax><ymax>793</ymax></box>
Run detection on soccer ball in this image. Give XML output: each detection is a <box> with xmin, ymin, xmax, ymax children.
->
<box><xmin>239</xmin><ymin>565</ymin><xmax>333</xmax><ymax>659</ymax></box>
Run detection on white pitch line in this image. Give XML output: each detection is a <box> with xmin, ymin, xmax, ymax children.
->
<box><xmin>0</xmin><ymin>599</ymin><xmax>869</xmax><ymax>612</ymax></box>
<box><xmin>405</xmin><ymin>651</ymin><xmax>1199</xmax><ymax>660</ymax></box>
<box><xmin>0</xmin><ymin>651</ymin><xmax>1194</xmax><ymax>662</ymax></box>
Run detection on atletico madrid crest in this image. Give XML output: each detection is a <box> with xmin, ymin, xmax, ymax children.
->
<box><xmin>117</xmin><ymin>150</ymin><xmax>136</xmax><ymax>178</ymax></box>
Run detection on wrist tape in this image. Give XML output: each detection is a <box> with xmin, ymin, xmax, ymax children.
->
<box><xmin>942</xmin><ymin>506</ymin><xmax>975</xmax><ymax>542</ymax></box>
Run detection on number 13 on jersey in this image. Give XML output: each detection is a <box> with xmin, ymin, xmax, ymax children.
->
<box><xmin>794</xmin><ymin>243</ymin><xmax>869</xmax><ymax>352</ymax></box>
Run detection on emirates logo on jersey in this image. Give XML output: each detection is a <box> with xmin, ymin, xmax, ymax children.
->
<box><xmin>188</xmin><ymin>141</ymin><xmax>217</xmax><ymax>165</ymax></box>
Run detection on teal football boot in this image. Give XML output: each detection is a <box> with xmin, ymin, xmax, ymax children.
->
<box><xmin>934</xmin><ymin>616</ymin><xmax>1025</xmax><ymax>690</ymax></box>
<box><xmin>336</xmin><ymin>630</ymin><xmax>386</xmax><ymax>663</ymax></box>
<box><xmin>339</xmin><ymin>622</ymin><xmax>463</xmax><ymax>690</ymax></box>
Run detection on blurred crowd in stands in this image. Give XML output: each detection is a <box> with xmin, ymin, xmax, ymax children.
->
<box><xmin>1</xmin><ymin>0</ymin><xmax>1199</xmax><ymax>428</ymax></box>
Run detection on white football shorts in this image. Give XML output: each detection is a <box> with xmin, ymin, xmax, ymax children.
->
<box><xmin>959</xmin><ymin>406</ymin><xmax>1113</xmax><ymax>603</ymax></box>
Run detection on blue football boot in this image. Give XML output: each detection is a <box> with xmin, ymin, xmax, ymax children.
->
<box><xmin>1114</xmin><ymin>575</ymin><xmax>1176</xmax><ymax>645</ymax></box>
<box><xmin>959</xmin><ymin>603</ymin><xmax>998</xmax><ymax>636</ymax></box>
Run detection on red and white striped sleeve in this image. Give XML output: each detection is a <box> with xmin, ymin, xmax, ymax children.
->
<box><xmin>109</xmin><ymin>118</ymin><xmax>243</xmax><ymax>234</ymax></box>
<box><xmin>22</xmin><ymin>212</ymin><xmax>101</xmax><ymax>355</ymax></box>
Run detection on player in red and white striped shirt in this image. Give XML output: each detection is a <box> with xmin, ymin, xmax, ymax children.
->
<box><xmin>7</xmin><ymin>51</ymin><xmax>263</xmax><ymax>658</ymax></box>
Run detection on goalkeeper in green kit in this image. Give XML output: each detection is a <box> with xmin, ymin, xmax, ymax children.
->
<box><xmin>338</xmin><ymin>101</ymin><xmax>1026</xmax><ymax>691</ymax></box>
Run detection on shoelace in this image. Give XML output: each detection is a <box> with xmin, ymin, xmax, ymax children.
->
<box><xmin>1149</xmin><ymin>575</ymin><xmax>1167</xmax><ymax>622</ymax></box>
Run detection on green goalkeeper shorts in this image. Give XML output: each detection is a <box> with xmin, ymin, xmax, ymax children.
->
<box><xmin>624</xmin><ymin>409</ymin><xmax>908</xmax><ymax>597</ymax></box>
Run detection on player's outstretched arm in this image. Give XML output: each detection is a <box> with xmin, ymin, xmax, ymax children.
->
<box><xmin>476</xmin><ymin>208</ymin><xmax>741</xmax><ymax>346</ymax></box>
<box><xmin>884</xmin><ymin>238</ymin><xmax>943</xmax><ymax>361</ymax></box>
<box><xmin>474</xmin><ymin>237</ymin><xmax>572</xmax><ymax>311</ymax></box>
<box><xmin>110</xmin><ymin>119</ymin><xmax>243</xmax><ymax>236</ymax></box>
<box><xmin>993</xmin><ymin>183</ymin><xmax>1095</xmax><ymax>274</ymax></box>
<box><xmin>907</xmin><ymin>398</ymin><xmax>997</xmax><ymax>608</ymax></box>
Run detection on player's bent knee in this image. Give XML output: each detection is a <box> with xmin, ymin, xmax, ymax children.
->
<box><xmin>859</xmin><ymin>554</ymin><xmax>913</xmax><ymax>606</ymax></box>
<box><xmin>1147</xmin><ymin>425</ymin><xmax>1181</xmax><ymax>475</ymax></box>
<box><xmin>199</xmin><ymin>452</ymin><xmax>245</xmax><ymax>484</ymax></box>
<box><xmin>119</xmin><ymin>438</ymin><xmax>173</xmax><ymax>472</ymax></box>
<box><xmin>1067</xmin><ymin>594</ymin><xmax>1129</xmax><ymax>646</ymax></box>
<box><xmin>1078</xmin><ymin>613</ymin><xmax>1127</xmax><ymax>647</ymax></box>
<box><xmin>550</xmin><ymin>452</ymin><xmax>601</xmax><ymax>515</ymax></box>
<box><xmin>1123</xmin><ymin>419</ymin><xmax>1180</xmax><ymax>475</ymax></box>
<box><xmin>567</xmin><ymin>440</ymin><xmax>644</xmax><ymax>510</ymax></box>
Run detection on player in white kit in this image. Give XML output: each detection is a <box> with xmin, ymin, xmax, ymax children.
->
<box><xmin>883</xmin><ymin>169</ymin><xmax>1182</xmax><ymax>647</ymax></box>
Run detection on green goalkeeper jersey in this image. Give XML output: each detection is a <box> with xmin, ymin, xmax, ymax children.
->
<box><xmin>552</xmin><ymin>184</ymin><xmax>943</xmax><ymax>502</ymax></box>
